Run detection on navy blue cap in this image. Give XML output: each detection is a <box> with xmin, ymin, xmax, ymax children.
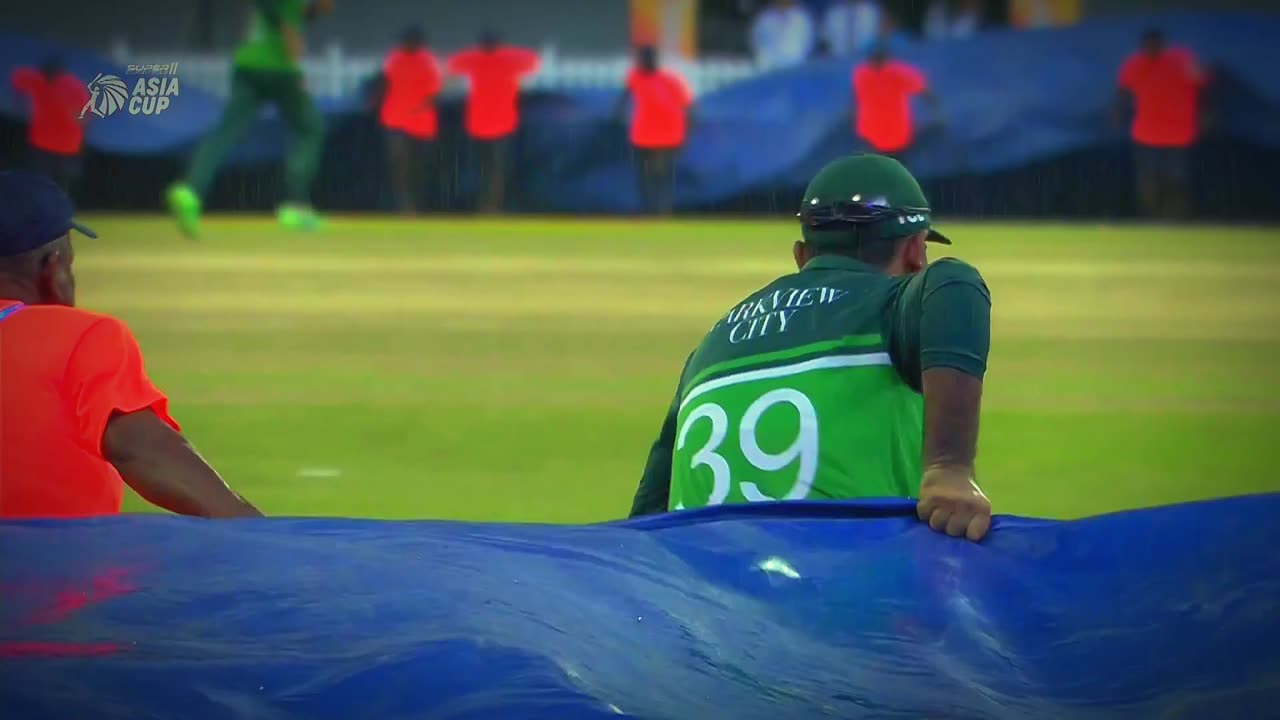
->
<box><xmin>0</xmin><ymin>171</ymin><xmax>96</xmax><ymax>258</ymax></box>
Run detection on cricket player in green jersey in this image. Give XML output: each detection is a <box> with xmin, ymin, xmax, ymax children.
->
<box><xmin>629</xmin><ymin>154</ymin><xmax>994</xmax><ymax>541</ymax></box>
<box><xmin>166</xmin><ymin>0</ymin><xmax>333</xmax><ymax>238</ymax></box>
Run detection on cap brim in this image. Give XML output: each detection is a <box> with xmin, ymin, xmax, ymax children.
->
<box><xmin>926</xmin><ymin>228</ymin><xmax>951</xmax><ymax>245</ymax></box>
<box><xmin>70</xmin><ymin>221</ymin><xmax>97</xmax><ymax>239</ymax></box>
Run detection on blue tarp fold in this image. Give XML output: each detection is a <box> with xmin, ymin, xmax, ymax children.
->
<box><xmin>2</xmin><ymin>495</ymin><xmax>1278</xmax><ymax>719</ymax></box>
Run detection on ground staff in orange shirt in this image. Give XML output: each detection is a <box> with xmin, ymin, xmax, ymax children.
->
<box><xmin>617</xmin><ymin>46</ymin><xmax>692</xmax><ymax>216</ymax></box>
<box><xmin>852</xmin><ymin>45</ymin><xmax>939</xmax><ymax>159</ymax></box>
<box><xmin>0</xmin><ymin>171</ymin><xmax>261</xmax><ymax>519</ymax></box>
<box><xmin>447</xmin><ymin>31</ymin><xmax>540</xmax><ymax>213</ymax></box>
<box><xmin>1115</xmin><ymin>28</ymin><xmax>1207</xmax><ymax>220</ymax></box>
<box><xmin>10</xmin><ymin>58</ymin><xmax>90</xmax><ymax>196</ymax></box>
<box><xmin>378</xmin><ymin>26</ymin><xmax>443</xmax><ymax>215</ymax></box>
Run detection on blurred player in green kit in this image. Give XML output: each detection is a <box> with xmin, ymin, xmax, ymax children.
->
<box><xmin>629</xmin><ymin>154</ymin><xmax>994</xmax><ymax>541</ymax></box>
<box><xmin>166</xmin><ymin>0</ymin><xmax>333</xmax><ymax>238</ymax></box>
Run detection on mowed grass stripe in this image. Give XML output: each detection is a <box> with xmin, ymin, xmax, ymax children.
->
<box><xmin>82</xmin><ymin>252</ymin><xmax>1280</xmax><ymax>281</ymax></box>
<box><xmin>75</xmin><ymin>217</ymin><xmax>1280</xmax><ymax>521</ymax></box>
<box><xmin>87</xmin><ymin>292</ymin><xmax>1280</xmax><ymax>341</ymax></box>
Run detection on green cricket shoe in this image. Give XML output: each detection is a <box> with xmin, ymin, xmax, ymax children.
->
<box><xmin>166</xmin><ymin>184</ymin><xmax>202</xmax><ymax>239</ymax></box>
<box><xmin>278</xmin><ymin>204</ymin><xmax>326</xmax><ymax>232</ymax></box>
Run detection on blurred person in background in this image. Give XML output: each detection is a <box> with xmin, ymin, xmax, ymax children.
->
<box><xmin>924</xmin><ymin>0</ymin><xmax>984</xmax><ymax>40</ymax></box>
<box><xmin>167</xmin><ymin>0</ymin><xmax>335</xmax><ymax>238</ymax></box>
<box><xmin>749</xmin><ymin>0</ymin><xmax>815</xmax><ymax>70</ymax></box>
<box><xmin>616</xmin><ymin>46</ymin><xmax>693</xmax><ymax>216</ymax></box>
<box><xmin>0</xmin><ymin>172</ymin><xmax>262</xmax><ymax>520</ymax></box>
<box><xmin>822</xmin><ymin>0</ymin><xmax>883</xmax><ymax>57</ymax></box>
<box><xmin>852</xmin><ymin>45</ymin><xmax>938</xmax><ymax>158</ymax></box>
<box><xmin>378</xmin><ymin>25</ymin><xmax>443</xmax><ymax>216</ymax></box>
<box><xmin>629</xmin><ymin>154</ymin><xmax>993</xmax><ymax>542</ymax></box>
<box><xmin>1115</xmin><ymin>28</ymin><xmax>1207</xmax><ymax>221</ymax></box>
<box><xmin>9</xmin><ymin>58</ymin><xmax>90</xmax><ymax>198</ymax></box>
<box><xmin>447</xmin><ymin>30</ymin><xmax>540</xmax><ymax>214</ymax></box>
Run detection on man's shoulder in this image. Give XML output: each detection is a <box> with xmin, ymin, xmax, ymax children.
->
<box><xmin>2</xmin><ymin>306</ymin><xmax>132</xmax><ymax>364</ymax></box>
<box><xmin>924</xmin><ymin>257</ymin><xmax>985</xmax><ymax>283</ymax></box>
<box><xmin>20</xmin><ymin>305</ymin><xmax>129</xmax><ymax>341</ymax></box>
<box><xmin>659</xmin><ymin>69</ymin><xmax>686</xmax><ymax>85</ymax></box>
<box><xmin>1118</xmin><ymin>52</ymin><xmax>1143</xmax><ymax>78</ymax></box>
<box><xmin>896</xmin><ymin>257</ymin><xmax>988</xmax><ymax>300</ymax></box>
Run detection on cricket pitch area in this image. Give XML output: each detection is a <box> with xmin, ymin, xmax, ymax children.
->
<box><xmin>76</xmin><ymin>216</ymin><xmax>1280</xmax><ymax>522</ymax></box>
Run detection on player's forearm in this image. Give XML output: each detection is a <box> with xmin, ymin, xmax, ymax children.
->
<box><xmin>921</xmin><ymin>368</ymin><xmax>982</xmax><ymax>473</ymax></box>
<box><xmin>104</xmin><ymin>412</ymin><xmax>263</xmax><ymax>518</ymax></box>
<box><xmin>917</xmin><ymin>273</ymin><xmax>991</xmax><ymax>457</ymax></box>
<box><xmin>119</xmin><ymin>449</ymin><xmax>262</xmax><ymax>519</ymax></box>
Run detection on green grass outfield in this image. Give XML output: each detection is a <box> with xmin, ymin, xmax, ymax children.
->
<box><xmin>76</xmin><ymin>215</ymin><xmax>1280</xmax><ymax>522</ymax></box>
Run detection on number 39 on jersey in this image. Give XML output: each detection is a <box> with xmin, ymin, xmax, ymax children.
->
<box><xmin>667</xmin><ymin>354</ymin><xmax>923</xmax><ymax>510</ymax></box>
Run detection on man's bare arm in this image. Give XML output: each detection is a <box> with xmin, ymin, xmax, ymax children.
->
<box><xmin>904</xmin><ymin>260</ymin><xmax>993</xmax><ymax>541</ymax></box>
<box><xmin>103</xmin><ymin>410</ymin><xmax>263</xmax><ymax>518</ymax></box>
<box><xmin>917</xmin><ymin>369</ymin><xmax>991</xmax><ymax>541</ymax></box>
<box><xmin>922</xmin><ymin>368</ymin><xmax>982</xmax><ymax>470</ymax></box>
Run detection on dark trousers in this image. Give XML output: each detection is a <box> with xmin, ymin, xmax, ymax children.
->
<box><xmin>1135</xmin><ymin>144</ymin><xmax>1192</xmax><ymax>220</ymax></box>
<box><xmin>186</xmin><ymin>68</ymin><xmax>325</xmax><ymax>203</ymax></box>
<box><xmin>384</xmin><ymin>129</ymin><xmax>437</xmax><ymax>214</ymax></box>
<box><xmin>475</xmin><ymin>137</ymin><xmax>509</xmax><ymax>213</ymax></box>
<box><xmin>30</xmin><ymin>147</ymin><xmax>82</xmax><ymax>199</ymax></box>
<box><xmin>635</xmin><ymin>146</ymin><xmax>678</xmax><ymax>215</ymax></box>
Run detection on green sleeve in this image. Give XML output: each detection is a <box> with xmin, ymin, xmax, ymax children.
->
<box><xmin>885</xmin><ymin>258</ymin><xmax>992</xmax><ymax>390</ymax></box>
<box><xmin>628</xmin><ymin>360</ymin><xmax>689</xmax><ymax>517</ymax></box>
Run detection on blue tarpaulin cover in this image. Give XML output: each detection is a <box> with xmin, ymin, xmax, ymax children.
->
<box><xmin>2</xmin><ymin>12</ymin><xmax>1278</xmax><ymax>211</ymax></box>
<box><xmin>1</xmin><ymin>496</ymin><xmax>1278</xmax><ymax>719</ymax></box>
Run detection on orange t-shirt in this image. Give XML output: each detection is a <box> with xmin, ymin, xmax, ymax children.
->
<box><xmin>626</xmin><ymin>68</ymin><xmax>692</xmax><ymax>149</ymax></box>
<box><xmin>0</xmin><ymin>302</ymin><xmax>178</xmax><ymax>519</ymax></box>
<box><xmin>380</xmin><ymin>48</ymin><xmax>443</xmax><ymax>139</ymax></box>
<box><xmin>1118</xmin><ymin>48</ymin><xmax>1205</xmax><ymax>148</ymax></box>
<box><xmin>10</xmin><ymin>69</ymin><xmax>90</xmax><ymax>155</ymax></box>
<box><xmin>446</xmin><ymin>46</ymin><xmax>541</xmax><ymax>140</ymax></box>
<box><xmin>852</xmin><ymin>61</ymin><xmax>926</xmax><ymax>153</ymax></box>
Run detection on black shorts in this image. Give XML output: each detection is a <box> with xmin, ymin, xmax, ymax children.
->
<box><xmin>1135</xmin><ymin>144</ymin><xmax>1190</xmax><ymax>185</ymax></box>
<box><xmin>384</xmin><ymin>128</ymin><xmax>434</xmax><ymax>157</ymax></box>
<box><xmin>477</xmin><ymin>137</ymin><xmax>509</xmax><ymax>169</ymax></box>
<box><xmin>30</xmin><ymin>148</ymin><xmax>82</xmax><ymax>191</ymax></box>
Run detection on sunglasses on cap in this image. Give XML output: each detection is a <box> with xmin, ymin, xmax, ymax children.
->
<box><xmin>797</xmin><ymin>199</ymin><xmax>930</xmax><ymax>229</ymax></box>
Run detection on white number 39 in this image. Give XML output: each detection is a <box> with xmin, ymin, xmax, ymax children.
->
<box><xmin>676</xmin><ymin>388</ymin><xmax>819</xmax><ymax>506</ymax></box>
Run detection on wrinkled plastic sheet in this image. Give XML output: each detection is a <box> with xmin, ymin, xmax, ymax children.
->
<box><xmin>1</xmin><ymin>496</ymin><xmax>1278</xmax><ymax>719</ymax></box>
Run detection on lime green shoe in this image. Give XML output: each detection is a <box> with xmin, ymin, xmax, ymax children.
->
<box><xmin>278</xmin><ymin>204</ymin><xmax>326</xmax><ymax>232</ymax></box>
<box><xmin>166</xmin><ymin>184</ymin><xmax>202</xmax><ymax>239</ymax></box>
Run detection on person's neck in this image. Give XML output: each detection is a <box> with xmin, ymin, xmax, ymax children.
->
<box><xmin>886</xmin><ymin>257</ymin><xmax>920</xmax><ymax>276</ymax></box>
<box><xmin>0</xmin><ymin>281</ymin><xmax>42</xmax><ymax>306</ymax></box>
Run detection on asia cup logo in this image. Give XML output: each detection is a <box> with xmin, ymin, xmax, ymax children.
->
<box><xmin>79</xmin><ymin>73</ymin><xmax>129</xmax><ymax>118</ymax></box>
<box><xmin>80</xmin><ymin>64</ymin><xmax>180</xmax><ymax>119</ymax></box>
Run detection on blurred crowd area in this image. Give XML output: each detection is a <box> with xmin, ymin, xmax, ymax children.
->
<box><xmin>5</xmin><ymin>0</ymin><xmax>1272</xmax><ymax>87</ymax></box>
<box><xmin>720</xmin><ymin>0</ymin><xmax>1043</xmax><ymax>67</ymax></box>
<box><xmin>2</xmin><ymin>0</ymin><xmax>1278</xmax><ymax>220</ymax></box>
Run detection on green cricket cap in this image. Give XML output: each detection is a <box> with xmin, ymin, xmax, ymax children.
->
<box><xmin>797</xmin><ymin>154</ymin><xmax>951</xmax><ymax>248</ymax></box>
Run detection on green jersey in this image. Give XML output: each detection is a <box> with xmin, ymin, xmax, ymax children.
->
<box><xmin>233</xmin><ymin>0</ymin><xmax>309</xmax><ymax>73</ymax></box>
<box><xmin>630</xmin><ymin>255</ymin><xmax>991</xmax><ymax>515</ymax></box>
